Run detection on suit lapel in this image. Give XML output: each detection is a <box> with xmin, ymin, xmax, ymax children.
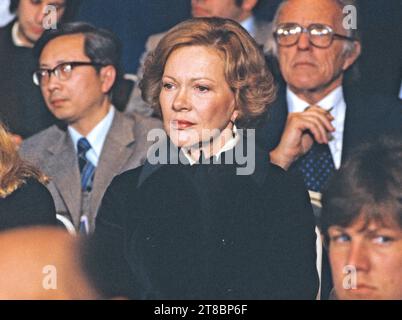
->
<box><xmin>341</xmin><ymin>96</ymin><xmax>352</xmax><ymax>165</ymax></box>
<box><xmin>47</xmin><ymin>128</ymin><xmax>82</xmax><ymax>227</ymax></box>
<box><xmin>341</xmin><ymin>91</ymin><xmax>362</xmax><ymax>165</ymax></box>
<box><xmin>257</xmin><ymin>85</ymin><xmax>288</xmax><ymax>151</ymax></box>
<box><xmin>89</xmin><ymin>112</ymin><xmax>136</xmax><ymax>219</ymax></box>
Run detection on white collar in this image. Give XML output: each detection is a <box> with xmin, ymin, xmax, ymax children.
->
<box><xmin>240</xmin><ymin>15</ymin><xmax>256</xmax><ymax>38</ymax></box>
<box><xmin>68</xmin><ymin>106</ymin><xmax>115</xmax><ymax>165</ymax></box>
<box><xmin>182</xmin><ymin>125</ymin><xmax>240</xmax><ymax>165</ymax></box>
<box><xmin>11</xmin><ymin>22</ymin><xmax>34</xmax><ymax>48</ymax></box>
<box><xmin>287</xmin><ymin>86</ymin><xmax>344</xmax><ymax>113</ymax></box>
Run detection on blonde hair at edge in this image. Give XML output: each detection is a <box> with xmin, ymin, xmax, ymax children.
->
<box><xmin>0</xmin><ymin>124</ymin><xmax>48</xmax><ymax>198</ymax></box>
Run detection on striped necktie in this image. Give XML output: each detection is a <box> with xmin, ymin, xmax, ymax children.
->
<box><xmin>77</xmin><ymin>137</ymin><xmax>96</xmax><ymax>192</ymax></box>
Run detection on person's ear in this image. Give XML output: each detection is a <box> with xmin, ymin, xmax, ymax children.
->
<box><xmin>342</xmin><ymin>41</ymin><xmax>361</xmax><ymax>71</ymax></box>
<box><xmin>242</xmin><ymin>0</ymin><xmax>258</xmax><ymax>12</ymax></box>
<box><xmin>99</xmin><ymin>65</ymin><xmax>116</xmax><ymax>93</ymax></box>
<box><xmin>231</xmin><ymin>110</ymin><xmax>240</xmax><ymax>123</ymax></box>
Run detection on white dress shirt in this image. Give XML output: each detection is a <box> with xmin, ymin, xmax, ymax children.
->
<box><xmin>287</xmin><ymin>86</ymin><xmax>346</xmax><ymax>169</ymax></box>
<box><xmin>11</xmin><ymin>22</ymin><xmax>26</xmax><ymax>47</ymax></box>
<box><xmin>240</xmin><ymin>15</ymin><xmax>256</xmax><ymax>38</ymax></box>
<box><xmin>0</xmin><ymin>0</ymin><xmax>14</xmax><ymax>28</ymax></box>
<box><xmin>68</xmin><ymin>106</ymin><xmax>115</xmax><ymax>167</ymax></box>
<box><xmin>182</xmin><ymin>125</ymin><xmax>240</xmax><ymax>166</ymax></box>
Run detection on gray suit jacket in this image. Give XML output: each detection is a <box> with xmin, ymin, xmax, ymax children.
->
<box><xmin>20</xmin><ymin>111</ymin><xmax>162</xmax><ymax>232</ymax></box>
<box><xmin>125</xmin><ymin>18</ymin><xmax>273</xmax><ymax>116</ymax></box>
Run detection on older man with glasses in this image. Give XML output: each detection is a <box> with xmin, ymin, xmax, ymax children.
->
<box><xmin>259</xmin><ymin>0</ymin><xmax>401</xmax><ymax>190</ymax></box>
<box><xmin>257</xmin><ymin>0</ymin><xmax>402</xmax><ymax>299</ymax></box>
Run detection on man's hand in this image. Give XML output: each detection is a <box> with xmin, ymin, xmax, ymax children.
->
<box><xmin>269</xmin><ymin>106</ymin><xmax>335</xmax><ymax>170</ymax></box>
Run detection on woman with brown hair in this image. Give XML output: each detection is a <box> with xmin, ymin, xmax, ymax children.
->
<box><xmin>0</xmin><ymin>123</ymin><xmax>57</xmax><ymax>231</ymax></box>
<box><xmin>96</xmin><ymin>17</ymin><xmax>318</xmax><ymax>299</ymax></box>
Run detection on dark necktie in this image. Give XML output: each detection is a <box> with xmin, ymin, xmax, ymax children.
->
<box><xmin>77</xmin><ymin>137</ymin><xmax>96</xmax><ymax>192</ymax></box>
<box><xmin>292</xmin><ymin>141</ymin><xmax>335</xmax><ymax>192</ymax></box>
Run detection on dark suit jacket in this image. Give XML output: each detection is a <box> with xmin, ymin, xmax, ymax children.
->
<box><xmin>95</xmin><ymin>141</ymin><xmax>319</xmax><ymax>299</ymax></box>
<box><xmin>20</xmin><ymin>111</ymin><xmax>162</xmax><ymax>232</ymax></box>
<box><xmin>0</xmin><ymin>21</ymin><xmax>58</xmax><ymax>138</ymax></box>
<box><xmin>257</xmin><ymin>85</ymin><xmax>402</xmax><ymax>164</ymax></box>
<box><xmin>0</xmin><ymin>178</ymin><xmax>57</xmax><ymax>232</ymax></box>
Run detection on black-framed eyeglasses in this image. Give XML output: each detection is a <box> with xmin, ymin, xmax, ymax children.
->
<box><xmin>33</xmin><ymin>61</ymin><xmax>105</xmax><ymax>86</ymax></box>
<box><xmin>274</xmin><ymin>23</ymin><xmax>356</xmax><ymax>48</ymax></box>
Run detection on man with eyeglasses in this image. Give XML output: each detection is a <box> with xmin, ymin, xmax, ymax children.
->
<box><xmin>257</xmin><ymin>0</ymin><xmax>402</xmax><ymax>299</ymax></box>
<box><xmin>0</xmin><ymin>0</ymin><xmax>81</xmax><ymax>144</ymax></box>
<box><xmin>259</xmin><ymin>0</ymin><xmax>401</xmax><ymax>186</ymax></box>
<box><xmin>19</xmin><ymin>22</ymin><xmax>161</xmax><ymax>234</ymax></box>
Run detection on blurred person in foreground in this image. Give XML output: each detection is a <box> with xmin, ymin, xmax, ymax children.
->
<box><xmin>320</xmin><ymin>135</ymin><xmax>402</xmax><ymax>300</ymax></box>
<box><xmin>0</xmin><ymin>226</ymin><xmax>124</xmax><ymax>299</ymax></box>
<box><xmin>95</xmin><ymin>17</ymin><xmax>319</xmax><ymax>300</ymax></box>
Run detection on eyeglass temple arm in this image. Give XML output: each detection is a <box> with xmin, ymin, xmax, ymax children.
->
<box><xmin>333</xmin><ymin>33</ymin><xmax>356</xmax><ymax>42</ymax></box>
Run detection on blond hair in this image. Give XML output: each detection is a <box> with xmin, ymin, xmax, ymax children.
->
<box><xmin>0</xmin><ymin>124</ymin><xmax>48</xmax><ymax>198</ymax></box>
<box><xmin>140</xmin><ymin>17</ymin><xmax>276</xmax><ymax>127</ymax></box>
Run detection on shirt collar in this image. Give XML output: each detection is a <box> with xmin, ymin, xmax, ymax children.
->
<box><xmin>240</xmin><ymin>15</ymin><xmax>256</xmax><ymax>38</ymax></box>
<box><xmin>68</xmin><ymin>106</ymin><xmax>115</xmax><ymax>159</ymax></box>
<box><xmin>11</xmin><ymin>22</ymin><xmax>27</xmax><ymax>47</ymax></box>
<box><xmin>287</xmin><ymin>86</ymin><xmax>344</xmax><ymax>113</ymax></box>
<box><xmin>181</xmin><ymin>125</ymin><xmax>240</xmax><ymax>166</ymax></box>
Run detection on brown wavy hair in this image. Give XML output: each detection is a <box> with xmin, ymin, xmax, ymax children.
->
<box><xmin>320</xmin><ymin>134</ymin><xmax>402</xmax><ymax>245</ymax></box>
<box><xmin>140</xmin><ymin>17</ymin><xmax>276</xmax><ymax>127</ymax></box>
<box><xmin>0</xmin><ymin>124</ymin><xmax>48</xmax><ymax>198</ymax></box>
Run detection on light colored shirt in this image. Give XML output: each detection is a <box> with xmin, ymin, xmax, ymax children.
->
<box><xmin>240</xmin><ymin>15</ymin><xmax>256</xmax><ymax>38</ymax></box>
<box><xmin>11</xmin><ymin>22</ymin><xmax>26</xmax><ymax>47</ymax></box>
<box><xmin>182</xmin><ymin>125</ymin><xmax>240</xmax><ymax>166</ymax></box>
<box><xmin>68</xmin><ymin>106</ymin><xmax>115</xmax><ymax>167</ymax></box>
<box><xmin>0</xmin><ymin>0</ymin><xmax>14</xmax><ymax>28</ymax></box>
<box><xmin>287</xmin><ymin>86</ymin><xmax>346</xmax><ymax>169</ymax></box>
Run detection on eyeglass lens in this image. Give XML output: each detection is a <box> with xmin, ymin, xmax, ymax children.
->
<box><xmin>276</xmin><ymin>24</ymin><xmax>333</xmax><ymax>48</ymax></box>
